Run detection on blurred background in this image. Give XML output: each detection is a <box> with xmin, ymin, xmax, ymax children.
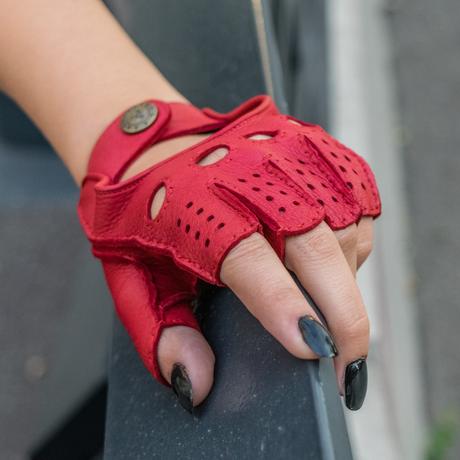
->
<box><xmin>0</xmin><ymin>0</ymin><xmax>459</xmax><ymax>459</ymax></box>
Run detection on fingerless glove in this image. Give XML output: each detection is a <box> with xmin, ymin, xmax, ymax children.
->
<box><xmin>78</xmin><ymin>95</ymin><xmax>381</xmax><ymax>384</ymax></box>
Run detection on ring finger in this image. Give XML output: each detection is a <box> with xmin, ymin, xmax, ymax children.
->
<box><xmin>285</xmin><ymin>222</ymin><xmax>369</xmax><ymax>410</ymax></box>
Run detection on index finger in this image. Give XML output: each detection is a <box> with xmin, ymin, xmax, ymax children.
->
<box><xmin>220</xmin><ymin>232</ymin><xmax>338</xmax><ymax>361</ymax></box>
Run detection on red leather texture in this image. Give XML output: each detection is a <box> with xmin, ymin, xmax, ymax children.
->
<box><xmin>78</xmin><ymin>95</ymin><xmax>381</xmax><ymax>385</ymax></box>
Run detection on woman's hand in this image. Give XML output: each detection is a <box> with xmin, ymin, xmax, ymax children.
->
<box><xmin>0</xmin><ymin>0</ymin><xmax>378</xmax><ymax>414</ymax></box>
<box><xmin>112</xmin><ymin>108</ymin><xmax>376</xmax><ymax>412</ymax></box>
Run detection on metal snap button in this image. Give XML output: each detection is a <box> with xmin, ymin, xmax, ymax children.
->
<box><xmin>121</xmin><ymin>102</ymin><xmax>158</xmax><ymax>134</ymax></box>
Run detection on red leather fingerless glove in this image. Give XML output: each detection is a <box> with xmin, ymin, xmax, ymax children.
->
<box><xmin>78</xmin><ymin>95</ymin><xmax>381</xmax><ymax>385</ymax></box>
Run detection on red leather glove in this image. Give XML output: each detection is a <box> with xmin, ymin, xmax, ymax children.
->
<box><xmin>78</xmin><ymin>95</ymin><xmax>381</xmax><ymax>385</ymax></box>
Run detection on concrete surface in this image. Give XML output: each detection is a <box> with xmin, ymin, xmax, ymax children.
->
<box><xmin>329</xmin><ymin>1</ymin><xmax>460</xmax><ymax>458</ymax></box>
<box><xmin>389</xmin><ymin>0</ymin><xmax>460</xmax><ymax>458</ymax></box>
<box><xmin>328</xmin><ymin>1</ymin><xmax>426</xmax><ymax>458</ymax></box>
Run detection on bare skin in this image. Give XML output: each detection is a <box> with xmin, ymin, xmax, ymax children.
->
<box><xmin>0</xmin><ymin>0</ymin><xmax>374</xmax><ymax>407</ymax></box>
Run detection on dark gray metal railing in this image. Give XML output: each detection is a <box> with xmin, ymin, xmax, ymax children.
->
<box><xmin>103</xmin><ymin>1</ymin><xmax>352</xmax><ymax>459</ymax></box>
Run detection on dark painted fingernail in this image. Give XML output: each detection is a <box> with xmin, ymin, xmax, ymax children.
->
<box><xmin>298</xmin><ymin>315</ymin><xmax>338</xmax><ymax>358</ymax></box>
<box><xmin>345</xmin><ymin>358</ymin><xmax>368</xmax><ymax>410</ymax></box>
<box><xmin>171</xmin><ymin>363</ymin><xmax>193</xmax><ymax>413</ymax></box>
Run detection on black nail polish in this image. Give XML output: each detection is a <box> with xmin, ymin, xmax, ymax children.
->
<box><xmin>171</xmin><ymin>363</ymin><xmax>193</xmax><ymax>413</ymax></box>
<box><xmin>345</xmin><ymin>358</ymin><xmax>368</xmax><ymax>410</ymax></box>
<box><xmin>298</xmin><ymin>315</ymin><xmax>338</xmax><ymax>358</ymax></box>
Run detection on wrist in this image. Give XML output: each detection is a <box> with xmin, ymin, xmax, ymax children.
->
<box><xmin>0</xmin><ymin>0</ymin><xmax>190</xmax><ymax>186</ymax></box>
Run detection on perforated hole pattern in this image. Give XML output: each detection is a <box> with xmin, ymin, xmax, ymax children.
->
<box><xmin>177</xmin><ymin>200</ymin><xmax>231</xmax><ymax>248</ymax></box>
<box><xmin>150</xmin><ymin>121</ymin><xmax>376</xmax><ymax>252</ymax></box>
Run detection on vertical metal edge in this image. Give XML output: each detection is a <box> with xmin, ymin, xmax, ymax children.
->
<box><xmin>250</xmin><ymin>0</ymin><xmax>275</xmax><ymax>97</ymax></box>
<box><xmin>293</xmin><ymin>273</ymin><xmax>351</xmax><ymax>460</ymax></box>
<box><xmin>309</xmin><ymin>363</ymin><xmax>339</xmax><ymax>460</ymax></box>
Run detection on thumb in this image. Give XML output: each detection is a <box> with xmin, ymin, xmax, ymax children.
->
<box><xmin>102</xmin><ymin>258</ymin><xmax>215</xmax><ymax>410</ymax></box>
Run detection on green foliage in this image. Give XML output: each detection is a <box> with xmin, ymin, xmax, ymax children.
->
<box><xmin>425</xmin><ymin>411</ymin><xmax>457</xmax><ymax>460</ymax></box>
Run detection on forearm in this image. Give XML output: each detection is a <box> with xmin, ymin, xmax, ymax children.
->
<box><xmin>0</xmin><ymin>0</ymin><xmax>187</xmax><ymax>183</ymax></box>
